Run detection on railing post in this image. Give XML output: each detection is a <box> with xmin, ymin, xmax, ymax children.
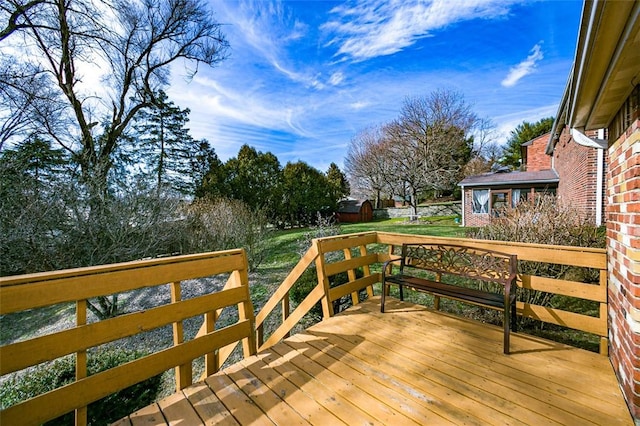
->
<box><xmin>342</xmin><ymin>248</ymin><xmax>359</xmax><ymax>305</ymax></box>
<box><xmin>236</xmin><ymin>250</ymin><xmax>256</xmax><ymax>357</ymax></box>
<box><xmin>282</xmin><ymin>292</ymin><xmax>290</xmax><ymax>338</ymax></box>
<box><xmin>359</xmin><ymin>245</ymin><xmax>374</xmax><ymax>298</ymax></box>
<box><xmin>599</xmin><ymin>269</ymin><xmax>609</xmax><ymax>356</ymax></box>
<box><xmin>314</xmin><ymin>239</ymin><xmax>334</xmax><ymax>318</ymax></box>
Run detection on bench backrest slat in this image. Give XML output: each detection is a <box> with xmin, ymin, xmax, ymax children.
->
<box><xmin>401</xmin><ymin>244</ymin><xmax>516</xmax><ymax>285</ymax></box>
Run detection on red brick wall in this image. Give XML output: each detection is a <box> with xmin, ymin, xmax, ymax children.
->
<box><xmin>525</xmin><ymin>133</ymin><xmax>552</xmax><ymax>171</ymax></box>
<box><xmin>607</xmin><ymin>119</ymin><xmax>640</xmax><ymax>419</ymax></box>
<box><xmin>463</xmin><ymin>188</ymin><xmax>491</xmax><ymax>227</ymax></box>
<box><xmin>553</xmin><ymin>126</ymin><xmax>606</xmax><ymax>224</ymax></box>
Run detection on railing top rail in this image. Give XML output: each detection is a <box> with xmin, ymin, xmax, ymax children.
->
<box><xmin>0</xmin><ymin>249</ymin><xmax>248</xmax><ymax>315</ymax></box>
<box><xmin>0</xmin><ymin>249</ymin><xmax>245</xmax><ymax>287</ymax></box>
<box><xmin>375</xmin><ymin>231</ymin><xmax>607</xmax><ymax>254</ymax></box>
<box><xmin>375</xmin><ymin>232</ymin><xmax>607</xmax><ymax>269</ymax></box>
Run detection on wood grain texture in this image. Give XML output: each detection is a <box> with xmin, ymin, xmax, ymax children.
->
<box><xmin>118</xmin><ymin>298</ymin><xmax>631</xmax><ymax>426</ymax></box>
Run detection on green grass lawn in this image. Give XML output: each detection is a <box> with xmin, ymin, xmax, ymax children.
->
<box><xmin>341</xmin><ymin>215</ymin><xmax>466</xmax><ymax>237</ymax></box>
<box><xmin>262</xmin><ymin>216</ymin><xmax>466</xmax><ymax>267</ymax></box>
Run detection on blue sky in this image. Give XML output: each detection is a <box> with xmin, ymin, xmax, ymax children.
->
<box><xmin>166</xmin><ymin>0</ymin><xmax>583</xmax><ymax>172</ymax></box>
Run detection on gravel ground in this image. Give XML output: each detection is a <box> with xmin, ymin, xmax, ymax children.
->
<box><xmin>0</xmin><ymin>272</ymin><xmax>263</xmax><ymax>398</ymax></box>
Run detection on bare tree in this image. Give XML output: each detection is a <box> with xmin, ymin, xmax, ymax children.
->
<box><xmin>345</xmin><ymin>125</ymin><xmax>396</xmax><ymax>208</ymax></box>
<box><xmin>1</xmin><ymin>0</ymin><xmax>228</xmax><ymax>318</ymax></box>
<box><xmin>385</xmin><ymin>89</ymin><xmax>478</xmax><ymax>214</ymax></box>
<box><xmin>1</xmin><ymin>0</ymin><xmax>228</xmax><ymax>196</ymax></box>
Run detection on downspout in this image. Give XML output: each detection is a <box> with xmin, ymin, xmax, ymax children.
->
<box><xmin>596</xmin><ymin>129</ymin><xmax>605</xmax><ymax>226</ymax></box>
<box><xmin>460</xmin><ymin>185</ymin><xmax>466</xmax><ymax>227</ymax></box>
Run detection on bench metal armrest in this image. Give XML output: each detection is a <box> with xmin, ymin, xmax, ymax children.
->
<box><xmin>381</xmin><ymin>257</ymin><xmax>403</xmax><ymax>282</ymax></box>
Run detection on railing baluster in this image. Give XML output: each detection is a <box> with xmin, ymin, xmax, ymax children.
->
<box><xmin>282</xmin><ymin>293</ymin><xmax>290</xmax><ymax>338</ymax></box>
<box><xmin>171</xmin><ymin>281</ymin><xmax>192</xmax><ymax>390</ymax></box>
<box><xmin>75</xmin><ymin>300</ymin><xmax>87</xmax><ymax>426</ymax></box>
<box><xmin>342</xmin><ymin>248</ymin><xmax>359</xmax><ymax>305</ymax></box>
<box><xmin>204</xmin><ymin>310</ymin><xmax>218</xmax><ymax>376</ymax></box>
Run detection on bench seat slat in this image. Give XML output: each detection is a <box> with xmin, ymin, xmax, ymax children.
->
<box><xmin>385</xmin><ymin>275</ymin><xmax>507</xmax><ymax>309</ymax></box>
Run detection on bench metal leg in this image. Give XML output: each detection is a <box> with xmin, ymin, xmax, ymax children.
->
<box><xmin>503</xmin><ymin>302</ymin><xmax>514</xmax><ymax>355</ymax></box>
<box><xmin>399</xmin><ymin>284</ymin><xmax>404</xmax><ymax>301</ymax></box>
<box><xmin>381</xmin><ymin>283</ymin><xmax>387</xmax><ymax>312</ymax></box>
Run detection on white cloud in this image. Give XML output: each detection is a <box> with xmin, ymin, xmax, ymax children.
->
<box><xmin>349</xmin><ymin>101</ymin><xmax>372</xmax><ymax>110</ymax></box>
<box><xmin>322</xmin><ymin>0</ymin><xmax>519</xmax><ymax>61</ymax></box>
<box><xmin>492</xmin><ymin>103</ymin><xmax>558</xmax><ymax>145</ymax></box>
<box><xmin>328</xmin><ymin>72</ymin><xmax>345</xmax><ymax>86</ymax></box>
<box><xmin>501</xmin><ymin>42</ymin><xmax>544</xmax><ymax>87</ymax></box>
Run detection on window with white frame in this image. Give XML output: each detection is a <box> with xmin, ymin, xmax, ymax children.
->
<box><xmin>472</xmin><ymin>189</ymin><xmax>489</xmax><ymax>214</ymax></box>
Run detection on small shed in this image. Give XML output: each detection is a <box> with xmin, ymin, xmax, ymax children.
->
<box><xmin>337</xmin><ymin>199</ymin><xmax>373</xmax><ymax>223</ymax></box>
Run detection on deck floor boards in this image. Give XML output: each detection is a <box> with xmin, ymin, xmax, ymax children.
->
<box><xmin>118</xmin><ymin>297</ymin><xmax>631</xmax><ymax>425</ymax></box>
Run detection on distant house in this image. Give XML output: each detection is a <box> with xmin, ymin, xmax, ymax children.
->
<box><xmin>459</xmin><ymin>133</ymin><xmax>559</xmax><ymax>227</ymax></box>
<box><xmin>460</xmin><ymin>125</ymin><xmax>607</xmax><ymax>227</ymax></box>
<box><xmin>336</xmin><ymin>199</ymin><xmax>373</xmax><ymax>223</ymax></box>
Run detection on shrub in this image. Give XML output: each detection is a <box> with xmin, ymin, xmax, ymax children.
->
<box><xmin>0</xmin><ymin>348</ymin><xmax>162</xmax><ymax>425</ymax></box>
<box><xmin>467</xmin><ymin>195</ymin><xmax>605</xmax><ymax>330</ymax></box>
<box><xmin>182</xmin><ymin>197</ymin><xmax>271</xmax><ymax>270</ymax></box>
<box><xmin>468</xmin><ymin>194</ymin><xmax>605</xmax><ymax>248</ymax></box>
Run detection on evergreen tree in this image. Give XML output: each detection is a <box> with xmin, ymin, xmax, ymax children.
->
<box><xmin>501</xmin><ymin>117</ymin><xmax>554</xmax><ymax>169</ymax></box>
<box><xmin>326</xmin><ymin>163</ymin><xmax>350</xmax><ymax>201</ymax></box>
<box><xmin>133</xmin><ymin>90</ymin><xmax>195</xmax><ymax>195</ymax></box>
<box><xmin>192</xmin><ymin>139</ymin><xmax>223</xmax><ymax>198</ymax></box>
<box><xmin>222</xmin><ymin>145</ymin><xmax>282</xmax><ymax>218</ymax></box>
<box><xmin>0</xmin><ymin>137</ymin><xmax>70</xmax><ymax>274</ymax></box>
<box><xmin>280</xmin><ymin>161</ymin><xmax>332</xmax><ymax>227</ymax></box>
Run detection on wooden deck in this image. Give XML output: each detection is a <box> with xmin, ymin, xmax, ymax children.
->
<box><xmin>116</xmin><ymin>297</ymin><xmax>631</xmax><ymax>425</ymax></box>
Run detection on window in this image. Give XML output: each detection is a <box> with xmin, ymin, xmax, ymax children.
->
<box><xmin>511</xmin><ymin>188</ymin><xmax>528</xmax><ymax>207</ymax></box>
<box><xmin>472</xmin><ymin>189</ymin><xmax>489</xmax><ymax>214</ymax></box>
<box><xmin>491</xmin><ymin>190</ymin><xmax>510</xmax><ymax>216</ymax></box>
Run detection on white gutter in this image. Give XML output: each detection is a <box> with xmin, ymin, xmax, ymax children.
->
<box><xmin>568</xmin><ymin>0</ymin><xmax>600</xmax><ymax>126</ymax></box>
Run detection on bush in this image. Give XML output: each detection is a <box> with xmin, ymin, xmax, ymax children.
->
<box><xmin>468</xmin><ymin>195</ymin><xmax>605</xmax><ymax>248</ymax></box>
<box><xmin>467</xmin><ymin>195</ymin><xmax>605</xmax><ymax>331</ymax></box>
<box><xmin>0</xmin><ymin>348</ymin><xmax>161</xmax><ymax>425</ymax></box>
<box><xmin>182</xmin><ymin>197</ymin><xmax>271</xmax><ymax>270</ymax></box>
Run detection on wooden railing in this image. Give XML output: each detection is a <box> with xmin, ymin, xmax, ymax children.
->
<box><xmin>255</xmin><ymin>232</ymin><xmax>379</xmax><ymax>351</ymax></box>
<box><xmin>256</xmin><ymin>231</ymin><xmax>608</xmax><ymax>355</ymax></box>
<box><xmin>0</xmin><ymin>249</ymin><xmax>256</xmax><ymax>426</ymax></box>
<box><xmin>1</xmin><ymin>232</ymin><xmax>609</xmax><ymax>425</ymax></box>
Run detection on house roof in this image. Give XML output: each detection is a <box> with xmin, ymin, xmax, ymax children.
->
<box><xmin>547</xmin><ymin>0</ymin><xmax>640</xmax><ymax>154</ymax></box>
<box><xmin>338</xmin><ymin>199</ymin><xmax>370</xmax><ymax>213</ymax></box>
<box><xmin>521</xmin><ymin>132</ymin><xmax>551</xmax><ymax>147</ymax></box>
<box><xmin>459</xmin><ymin>169</ymin><xmax>559</xmax><ymax>188</ymax></box>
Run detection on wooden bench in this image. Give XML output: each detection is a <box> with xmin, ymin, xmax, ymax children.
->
<box><xmin>381</xmin><ymin>243</ymin><xmax>518</xmax><ymax>354</ymax></box>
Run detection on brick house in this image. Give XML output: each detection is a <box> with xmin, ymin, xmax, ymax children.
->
<box><xmin>459</xmin><ymin>132</ymin><xmax>559</xmax><ymax>227</ymax></box>
<box><xmin>460</xmin><ymin>124</ymin><xmax>608</xmax><ymax>227</ymax></box>
<box><xmin>547</xmin><ymin>0</ymin><xmax>639</xmax><ymax>421</ymax></box>
<box><xmin>546</xmin><ymin>127</ymin><xmax>608</xmax><ymax>225</ymax></box>
<box><xmin>521</xmin><ymin>132</ymin><xmax>553</xmax><ymax>171</ymax></box>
